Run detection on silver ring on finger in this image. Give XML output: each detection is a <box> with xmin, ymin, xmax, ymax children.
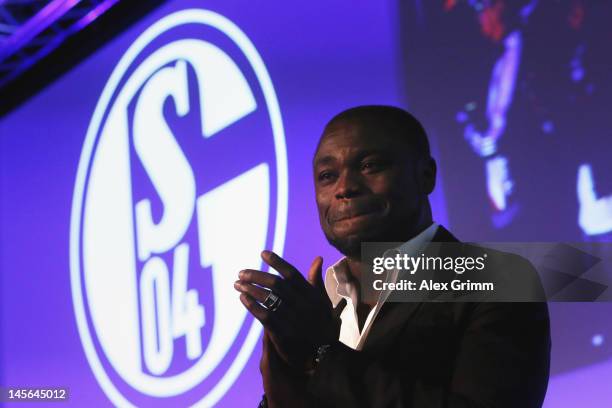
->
<box><xmin>262</xmin><ymin>291</ymin><xmax>282</xmax><ymax>312</ymax></box>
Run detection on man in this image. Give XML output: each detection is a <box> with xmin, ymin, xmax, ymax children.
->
<box><xmin>234</xmin><ymin>106</ymin><xmax>551</xmax><ymax>407</ymax></box>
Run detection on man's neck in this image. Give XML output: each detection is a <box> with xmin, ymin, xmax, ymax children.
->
<box><xmin>345</xmin><ymin>256</ymin><xmax>365</xmax><ymax>284</ymax></box>
<box><xmin>344</xmin><ymin>219</ymin><xmax>434</xmax><ymax>307</ymax></box>
<box><xmin>345</xmin><ymin>257</ymin><xmax>377</xmax><ymax>308</ymax></box>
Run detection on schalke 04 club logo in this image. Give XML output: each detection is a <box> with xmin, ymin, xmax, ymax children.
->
<box><xmin>69</xmin><ymin>9</ymin><xmax>288</xmax><ymax>407</ymax></box>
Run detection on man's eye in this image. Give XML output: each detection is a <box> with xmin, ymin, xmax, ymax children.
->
<box><xmin>361</xmin><ymin>161</ymin><xmax>384</xmax><ymax>172</ymax></box>
<box><xmin>318</xmin><ymin>171</ymin><xmax>336</xmax><ymax>182</ymax></box>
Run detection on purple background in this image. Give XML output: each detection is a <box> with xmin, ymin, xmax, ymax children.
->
<box><xmin>0</xmin><ymin>0</ymin><xmax>610</xmax><ymax>406</ymax></box>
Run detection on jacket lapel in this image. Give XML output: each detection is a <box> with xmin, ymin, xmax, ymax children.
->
<box><xmin>430</xmin><ymin>225</ymin><xmax>460</xmax><ymax>244</ymax></box>
<box><xmin>361</xmin><ymin>225</ymin><xmax>459</xmax><ymax>351</ymax></box>
<box><xmin>333</xmin><ymin>298</ymin><xmax>347</xmax><ymax>320</ymax></box>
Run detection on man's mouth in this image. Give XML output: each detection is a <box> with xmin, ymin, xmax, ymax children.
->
<box><xmin>329</xmin><ymin>201</ymin><xmax>384</xmax><ymax>224</ymax></box>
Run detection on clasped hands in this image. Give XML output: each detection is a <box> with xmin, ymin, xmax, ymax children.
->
<box><xmin>234</xmin><ymin>250</ymin><xmax>339</xmax><ymax>371</ymax></box>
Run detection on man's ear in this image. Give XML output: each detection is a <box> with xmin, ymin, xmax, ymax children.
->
<box><xmin>421</xmin><ymin>157</ymin><xmax>437</xmax><ymax>195</ymax></box>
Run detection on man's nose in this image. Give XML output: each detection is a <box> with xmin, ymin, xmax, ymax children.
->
<box><xmin>335</xmin><ymin>169</ymin><xmax>363</xmax><ymax>199</ymax></box>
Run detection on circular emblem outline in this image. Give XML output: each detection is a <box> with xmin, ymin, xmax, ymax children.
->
<box><xmin>69</xmin><ymin>9</ymin><xmax>288</xmax><ymax>407</ymax></box>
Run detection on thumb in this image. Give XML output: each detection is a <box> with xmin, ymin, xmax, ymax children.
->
<box><xmin>260</xmin><ymin>330</ymin><xmax>270</xmax><ymax>374</ymax></box>
<box><xmin>307</xmin><ymin>256</ymin><xmax>324</xmax><ymax>289</ymax></box>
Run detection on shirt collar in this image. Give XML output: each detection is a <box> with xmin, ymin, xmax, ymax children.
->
<box><xmin>324</xmin><ymin>222</ymin><xmax>439</xmax><ymax>307</ymax></box>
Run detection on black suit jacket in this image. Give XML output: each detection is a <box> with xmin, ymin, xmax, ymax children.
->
<box><xmin>305</xmin><ymin>226</ymin><xmax>551</xmax><ymax>408</ymax></box>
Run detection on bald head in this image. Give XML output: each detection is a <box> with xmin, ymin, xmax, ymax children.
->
<box><xmin>313</xmin><ymin>105</ymin><xmax>436</xmax><ymax>257</ymax></box>
<box><xmin>318</xmin><ymin>105</ymin><xmax>431</xmax><ymax>161</ymax></box>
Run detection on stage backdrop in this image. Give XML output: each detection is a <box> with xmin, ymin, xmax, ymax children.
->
<box><xmin>0</xmin><ymin>0</ymin><xmax>610</xmax><ymax>406</ymax></box>
<box><xmin>400</xmin><ymin>1</ymin><xmax>612</xmax><ymax>406</ymax></box>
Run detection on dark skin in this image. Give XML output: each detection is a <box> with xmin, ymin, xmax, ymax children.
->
<box><xmin>314</xmin><ymin>119</ymin><xmax>436</xmax><ymax>321</ymax></box>
<box><xmin>234</xmin><ymin>118</ymin><xmax>437</xmax><ymax>406</ymax></box>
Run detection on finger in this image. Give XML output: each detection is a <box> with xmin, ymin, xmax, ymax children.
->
<box><xmin>307</xmin><ymin>256</ymin><xmax>324</xmax><ymax>288</ymax></box>
<box><xmin>235</xmin><ymin>281</ymin><xmax>300</xmax><ymax>320</ymax></box>
<box><xmin>267</xmin><ymin>330</ymin><xmax>292</xmax><ymax>365</ymax></box>
<box><xmin>307</xmin><ymin>256</ymin><xmax>328</xmax><ymax>304</ymax></box>
<box><xmin>242</xmin><ymin>294</ymin><xmax>304</xmax><ymax>367</ymax></box>
<box><xmin>240</xmin><ymin>293</ymin><xmax>272</xmax><ymax>326</ymax></box>
<box><xmin>235</xmin><ymin>279</ymin><xmax>306</xmax><ymax>323</ymax></box>
<box><xmin>260</xmin><ymin>330</ymin><xmax>291</xmax><ymax>374</ymax></box>
<box><xmin>261</xmin><ymin>330</ymin><xmax>281</xmax><ymax>374</ymax></box>
<box><xmin>262</xmin><ymin>251</ymin><xmax>312</xmax><ymax>293</ymax></box>
<box><xmin>239</xmin><ymin>293</ymin><xmax>299</xmax><ymax>337</ymax></box>
<box><xmin>261</xmin><ymin>250</ymin><xmax>302</xmax><ymax>281</ymax></box>
<box><xmin>260</xmin><ymin>331</ymin><xmax>269</xmax><ymax>374</ymax></box>
<box><xmin>263</xmin><ymin>329</ymin><xmax>272</xmax><ymax>350</ymax></box>
<box><xmin>234</xmin><ymin>280</ymin><xmax>271</xmax><ymax>303</ymax></box>
<box><xmin>238</xmin><ymin>269</ymin><xmax>289</xmax><ymax>296</ymax></box>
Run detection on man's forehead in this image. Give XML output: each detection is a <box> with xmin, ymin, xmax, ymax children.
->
<box><xmin>315</xmin><ymin>120</ymin><xmax>398</xmax><ymax>158</ymax></box>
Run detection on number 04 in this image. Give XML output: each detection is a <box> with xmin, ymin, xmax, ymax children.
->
<box><xmin>140</xmin><ymin>243</ymin><xmax>205</xmax><ymax>375</ymax></box>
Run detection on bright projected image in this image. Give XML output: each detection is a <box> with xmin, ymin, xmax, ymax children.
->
<box><xmin>403</xmin><ymin>0</ymin><xmax>612</xmax><ymax>241</ymax></box>
<box><xmin>401</xmin><ymin>1</ymin><xmax>612</xmax><ymax>406</ymax></box>
<box><xmin>1</xmin><ymin>0</ymin><xmax>611</xmax><ymax>406</ymax></box>
<box><xmin>70</xmin><ymin>9</ymin><xmax>288</xmax><ymax>406</ymax></box>
<box><xmin>0</xmin><ymin>0</ymin><xmax>402</xmax><ymax>406</ymax></box>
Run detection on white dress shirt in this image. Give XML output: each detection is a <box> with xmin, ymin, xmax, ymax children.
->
<box><xmin>323</xmin><ymin>223</ymin><xmax>439</xmax><ymax>350</ymax></box>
